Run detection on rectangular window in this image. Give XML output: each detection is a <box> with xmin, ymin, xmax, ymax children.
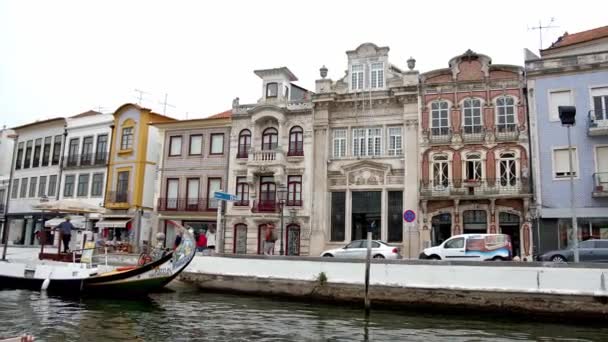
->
<box><xmin>592</xmin><ymin>88</ymin><xmax>608</xmax><ymax>121</ymax></box>
<box><xmin>330</xmin><ymin>192</ymin><xmax>346</xmax><ymax>241</ymax></box>
<box><xmin>33</xmin><ymin>138</ymin><xmax>42</xmax><ymax>167</ymax></box>
<box><xmin>166</xmin><ymin>178</ymin><xmax>179</xmax><ymax>209</ymax></box>
<box><xmin>210</xmin><ymin>134</ymin><xmax>224</xmax><ymax>155</ymax></box>
<box><xmin>186</xmin><ymin>178</ymin><xmax>200</xmax><ymax>209</ymax></box>
<box><xmin>352</xmin><ymin>128</ymin><xmax>366</xmax><ymax>157</ymax></box>
<box><xmin>24</xmin><ymin>140</ymin><xmax>32</xmax><ymax>168</ymax></box>
<box><xmin>81</xmin><ymin>136</ymin><xmax>94</xmax><ymax>165</ymax></box>
<box><xmin>388</xmin><ymin>191</ymin><xmax>403</xmax><ymax>242</ymax></box>
<box><xmin>11</xmin><ymin>179</ymin><xmax>19</xmax><ymax>199</ymax></box>
<box><xmin>48</xmin><ymin>175</ymin><xmax>57</xmax><ymax>197</ymax></box>
<box><xmin>207</xmin><ymin>178</ymin><xmax>222</xmax><ymax>209</ymax></box>
<box><xmin>116</xmin><ymin>171</ymin><xmax>129</xmax><ymax>202</ymax></box>
<box><xmin>52</xmin><ymin>135</ymin><xmax>62</xmax><ymax>165</ymax></box>
<box><xmin>38</xmin><ymin>176</ymin><xmax>47</xmax><ymax>197</ymax></box>
<box><xmin>370</xmin><ymin>62</ymin><xmax>384</xmax><ymax>89</ymax></box>
<box><xmin>367</xmin><ymin>128</ymin><xmax>382</xmax><ymax>156</ymax></box>
<box><xmin>388</xmin><ymin>127</ymin><xmax>402</xmax><ymax>156</ymax></box>
<box><xmin>15</xmin><ymin>142</ymin><xmax>23</xmax><ymax>170</ymax></box>
<box><xmin>95</xmin><ymin>134</ymin><xmax>108</xmax><ymax>164</ymax></box>
<box><xmin>77</xmin><ymin>174</ymin><xmax>90</xmax><ymax>197</ymax></box>
<box><xmin>333</xmin><ymin>129</ymin><xmax>347</xmax><ymax>158</ymax></box>
<box><xmin>67</xmin><ymin>138</ymin><xmax>80</xmax><ymax>166</ymax></box>
<box><xmin>169</xmin><ymin>136</ymin><xmax>182</xmax><ymax>156</ymax></box>
<box><xmin>91</xmin><ymin>173</ymin><xmax>104</xmax><ymax>197</ymax></box>
<box><xmin>28</xmin><ymin>177</ymin><xmax>37</xmax><ymax>201</ymax></box>
<box><xmin>189</xmin><ymin>134</ymin><xmax>203</xmax><ymax>155</ymax></box>
<box><xmin>64</xmin><ymin>175</ymin><xmax>75</xmax><ymax>197</ymax></box>
<box><xmin>549</xmin><ymin>90</ymin><xmax>572</xmax><ymax>121</ymax></box>
<box><xmin>20</xmin><ymin>178</ymin><xmax>28</xmax><ymax>198</ymax></box>
<box><xmin>121</xmin><ymin>127</ymin><xmax>134</xmax><ymax>150</ymax></box>
<box><xmin>235</xmin><ymin>177</ymin><xmax>249</xmax><ymax>206</ymax></box>
<box><xmin>553</xmin><ymin>147</ymin><xmax>578</xmax><ymax>178</ymax></box>
<box><xmin>351</xmin><ymin>64</ymin><xmax>364</xmax><ymax>90</ymax></box>
<box><xmin>287</xmin><ymin>175</ymin><xmax>302</xmax><ymax>206</ymax></box>
<box><xmin>266</xmin><ymin>82</ymin><xmax>278</xmax><ymax>98</ymax></box>
<box><xmin>42</xmin><ymin>137</ymin><xmax>51</xmax><ymax>166</ymax></box>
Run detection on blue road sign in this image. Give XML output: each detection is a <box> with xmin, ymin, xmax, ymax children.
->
<box><xmin>403</xmin><ymin>210</ymin><xmax>416</xmax><ymax>223</ymax></box>
<box><xmin>214</xmin><ymin>191</ymin><xmax>237</xmax><ymax>201</ymax></box>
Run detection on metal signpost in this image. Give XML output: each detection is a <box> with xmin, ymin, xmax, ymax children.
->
<box><xmin>404</xmin><ymin>210</ymin><xmax>416</xmax><ymax>259</ymax></box>
<box><xmin>214</xmin><ymin>191</ymin><xmax>237</xmax><ymax>254</ymax></box>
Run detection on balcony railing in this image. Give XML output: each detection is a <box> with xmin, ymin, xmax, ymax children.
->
<box><xmin>106</xmin><ymin>191</ymin><xmax>130</xmax><ymax>203</ymax></box>
<box><xmin>588</xmin><ymin>109</ymin><xmax>608</xmax><ymax>136</ymax></box>
<box><xmin>286</xmin><ymin>199</ymin><xmax>303</xmax><ymax>207</ymax></box>
<box><xmin>495</xmin><ymin>124</ymin><xmax>520</xmax><ymax>141</ymax></box>
<box><xmin>592</xmin><ymin>172</ymin><xmax>608</xmax><ymax>197</ymax></box>
<box><xmin>248</xmin><ymin>149</ymin><xmax>285</xmax><ymax>164</ymax></box>
<box><xmin>157</xmin><ymin>198</ymin><xmax>218</xmax><ymax>212</ymax></box>
<box><xmin>428</xmin><ymin>128</ymin><xmax>452</xmax><ymax>144</ymax></box>
<box><xmin>251</xmin><ymin>200</ymin><xmax>278</xmax><ymax>213</ymax></box>
<box><xmin>420</xmin><ymin>178</ymin><xmax>529</xmax><ymax>197</ymax></box>
<box><xmin>462</xmin><ymin>126</ymin><xmax>485</xmax><ymax>142</ymax></box>
<box><xmin>233</xmin><ymin>200</ymin><xmax>250</xmax><ymax>207</ymax></box>
<box><xmin>64</xmin><ymin>153</ymin><xmax>109</xmax><ymax>168</ymax></box>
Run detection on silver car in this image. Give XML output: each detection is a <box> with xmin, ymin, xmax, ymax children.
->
<box><xmin>320</xmin><ymin>240</ymin><xmax>401</xmax><ymax>259</ymax></box>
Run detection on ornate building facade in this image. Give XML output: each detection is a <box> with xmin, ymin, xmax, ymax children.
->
<box><xmin>418</xmin><ymin>50</ymin><xmax>533</xmax><ymax>259</ymax></box>
<box><xmin>311</xmin><ymin>43</ymin><xmax>420</xmax><ymax>257</ymax></box>
<box><xmin>224</xmin><ymin>67</ymin><xmax>314</xmax><ymax>255</ymax></box>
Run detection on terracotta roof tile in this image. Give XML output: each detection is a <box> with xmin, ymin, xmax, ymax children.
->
<box><xmin>207</xmin><ymin>110</ymin><xmax>232</xmax><ymax>119</ymax></box>
<box><xmin>544</xmin><ymin>25</ymin><xmax>608</xmax><ymax>51</ymax></box>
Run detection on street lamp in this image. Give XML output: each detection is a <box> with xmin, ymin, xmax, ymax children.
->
<box><xmin>559</xmin><ymin>105</ymin><xmax>579</xmax><ymax>263</ymax></box>
<box><xmin>277</xmin><ymin>184</ymin><xmax>288</xmax><ymax>256</ymax></box>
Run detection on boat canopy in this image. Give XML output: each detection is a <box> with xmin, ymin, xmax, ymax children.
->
<box><xmin>44</xmin><ymin>216</ymin><xmax>86</xmax><ymax>229</ymax></box>
<box><xmin>96</xmin><ymin>219</ymin><xmax>131</xmax><ymax>228</ymax></box>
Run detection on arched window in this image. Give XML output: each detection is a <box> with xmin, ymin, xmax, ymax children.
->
<box><xmin>431</xmin><ymin>101</ymin><xmax>450</xmax><ymax>136</ymax></box>
<box><xmin>288</xmin><ymin>126</ymin><xmax>304</xmax><ymax>156</ymax></box>
<box><xmin>496</xmin><ymin>97</ymin><xmax>516</xmax><ymax>132</ymax></box>
<box><xmin>462</xmin><ymin>99</ymin><xmax>482</xmax><ymax>134</ymax></box>
<box><xmin>233</xmin><ymin>224</ymin><xmax>247</xmax><ymax>254</ymax></box>
<box><xmin>499</xmin><ymin>152</ymin><xmax>517</xmax><ymax>186</ymax></box>
<box><xmin>262</xmin><ymin>127</ymin><xmax>278</xmax><ymax>150</ymax></box>
<box><xmin>237</xmin><ymin>129</ymin><xmax>251</xmax><ymax>158</ymax></box>
<box><xmin>432</xmin><ymin>154</ymin><xmax>449</xmax><ymax>187</ymax></box>
<box><xmin>286</xmin><ymin>224</ymin><xmax>301</xmax><ymax>256</ymax></box>
<box><xmin>465</xmin><ymin>153</ymin><xmax>482</xmax><ymax>181</ymax></box>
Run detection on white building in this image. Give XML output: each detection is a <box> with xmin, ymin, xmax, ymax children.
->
<box><xmin>0</xmin><ymin>127</ymin><xmax>16</xmax><ymax>242</ymax></box>
<box><xmin>311</xmin><ymin>43</ymin><xmax>420</xmax><ymax>257</ymax></box>
<box><xmin>6</xmin><ymin>118</ymin><xmax>66</xmax><ymax>246</ymax></box>
<box><xmin>60</xmin><ymin>111</ymin><xmax>113</xmax><ymax>229</ymax></box>
<box><xmin>224</xmin><ymin>67</ymin><xmax>314</xmax><ymax>255</ymax></box>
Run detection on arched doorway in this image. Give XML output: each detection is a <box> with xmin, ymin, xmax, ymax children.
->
<box><xmin>463</xmin><ymin>210</ymin><xmax>487</xmax><ymax>234</ymax></box>
<box><xmin>431</xmin><ymin>213</ymin><xmax>451</xmax><ymax>246</ymax></box>
<box><xmin>499</xmin><ymin>212</ymin><xmax>521</xmax><ymax>257</ymax></box>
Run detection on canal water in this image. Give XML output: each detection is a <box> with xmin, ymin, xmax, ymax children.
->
<box><xmin>0</xmin><ymin>282</ymin><xmax>606</xmax><ymax>342</ymax></box>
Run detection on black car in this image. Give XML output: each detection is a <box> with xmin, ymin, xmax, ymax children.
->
<box><xmin>537</xmin><ymin>239</ymin><xmax>608</xmax><ymax>262</ymax></box>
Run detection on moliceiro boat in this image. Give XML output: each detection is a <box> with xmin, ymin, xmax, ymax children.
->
<box><xmin>0</xmin><ymin>221</ymin><xmax>196</xmax><ymax>295</ymax></box>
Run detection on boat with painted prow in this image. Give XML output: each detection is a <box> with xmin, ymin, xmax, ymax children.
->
<box><xmin>0</xmin><ymin>221</ymin><xmax>196</xmax><ymax>295</ymax></box>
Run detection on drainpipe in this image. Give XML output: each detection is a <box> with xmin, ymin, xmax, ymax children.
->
<box><xmin>56</xmin><ymin>126</ymin><xmax>68</xmax><ymax>201</ymax></box>
<box><xmin>2</xmin><ymin>132</ymin><xmax>19</xmax><ymax>261</ymax></box>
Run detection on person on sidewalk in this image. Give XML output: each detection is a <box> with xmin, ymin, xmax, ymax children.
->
<box><xmin>206</xmin><ymin>226</ymin><xmax>216</xmax><ymax>253</ymax></box>
<box><xmin>263</xmin><ymin>223</ymin><xmax>277</xmax><ymax>256</ymax></box>
<box><xmin>197</xmin><ymin>231</ymin><xmax>208</xmax><ymax>252</ymax></box>
<box><xmin>56</xmin><ymin>216</ymin><xmax>74</xmax><ymax>253</ymax></box>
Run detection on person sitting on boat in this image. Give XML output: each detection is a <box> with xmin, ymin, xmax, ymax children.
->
<box><xmin>197</xmin><ymin>231</ymin><xmax>207</xmax><ymax>252</ymax></box>
<box><xmin>56</xmin><ymin>216</ymin><xmax>74</xmax><ymax>253</ymax></box>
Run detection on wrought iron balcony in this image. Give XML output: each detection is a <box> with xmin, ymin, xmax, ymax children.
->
<box><xmin>592</xmin><ymin>173</ymin><xmax>608</xmax><ymax>198</ymax></box>
<box><xmin>588</xmin><ymin>109</ymin><xmax>608</xmax><ymax>136</ymax></box>
<box><xmin>420</xmin><ymin>178</ymin><xmax>529</xmax><ymax>198</ymax></box>
<box><xmin>462</xmin><ymin>126</ymin><xmax>485</xmax><ymax>142</ymax></box>
<box><xmin>495</xmin><ymin>124</ymin><xmax>520</xmax><ymax>141</ymax></box>
<box><xmin>157</xmin><ymin>198</ymin><xmax>218</xmax><ymax>212</ymax></box>
<box><xmin>233</xmin><ymin>199</ymin><xmax>250</xmax><ymax>207</ymax></box>
<box><xmin>251</xmin><ymin>200</ymin><xmax>278</xmax><ymax>213</ymax></box>
<box><xmin>64</xmin><ymin>153</ymin><xmax>108</xmax><ymax>168</ymax></box>
<box><xmin>428</xmin><ymin>127</ymin><xmax>452</xmax><ymax>144</ymax></box>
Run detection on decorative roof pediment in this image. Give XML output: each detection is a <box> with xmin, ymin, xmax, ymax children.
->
<box><xmin>341</xmin><ymin>160</ymin><xmax>392</xmax><ymax>174</ymax></box>
<box><xmin>346</xmin><ymin>43</ymin><xmax>390</xmax><ymax>59</ymax></box>
<box><xmin>341</xmin><ymin>160</ymin><xmax>392</xmax><ymax>187</ymax></box>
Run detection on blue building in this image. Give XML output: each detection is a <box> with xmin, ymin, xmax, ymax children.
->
<box><xmin>526</xmin><ymin>26</ymin><xmax>608</xmax><ymax>254</ymax></box>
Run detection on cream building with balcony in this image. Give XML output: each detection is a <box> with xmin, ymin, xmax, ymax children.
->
<box><xmin>224</xmin><ymin>67</ymin><xmax>314</xmax><ymax>256</ymax></box>
<box><xmin>311</xmin><ymin>43</ymin><xmax>420</xmax><ymax>257</ymax></box>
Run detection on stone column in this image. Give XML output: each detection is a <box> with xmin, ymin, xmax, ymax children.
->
<box><xmin>345</xmin><ymin>189</ymin><xmax>352</xmax><ymax>242</ymax></box>
<box><xmin>381</xmin><ymin>188</ymin><xmax>388</xmax><ymax>241</ymax></box>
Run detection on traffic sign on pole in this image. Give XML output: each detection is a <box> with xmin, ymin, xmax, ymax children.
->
<box><xmin>214</xmin><ymin>191</ymin><xmax>237</xmax><ymax>201</ymax></box>
<box><xmin>403</xmin><ymin>210</ymin><xmax>416</xmax><ymax>223</ymax></box>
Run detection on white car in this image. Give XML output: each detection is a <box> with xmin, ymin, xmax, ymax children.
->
<box><xmin>321</xmin><ymin>240</ymin><xmax>401</xmax><ymax>259</ymax></box>
<box><xmin>419</xmin><ymin>234</ymin><xmax>512</xmax><ymax>261</ymax></box>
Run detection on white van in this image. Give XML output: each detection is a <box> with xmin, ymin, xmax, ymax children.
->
<box><xmin>419</xmin><ymin>234</ymin><xmax>512</xmax><ymax>261</ymax></box>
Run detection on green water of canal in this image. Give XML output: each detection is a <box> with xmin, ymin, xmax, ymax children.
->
<box><xmin>0</xmin><ymin>282</ymin><xmax>606</xmax><ymax>341</ymax></box>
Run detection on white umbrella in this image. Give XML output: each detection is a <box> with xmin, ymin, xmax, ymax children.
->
<box><xmin>32</xmin><ymin>199</ymin><xmax>105</xmax><ymax>214</ymax></box>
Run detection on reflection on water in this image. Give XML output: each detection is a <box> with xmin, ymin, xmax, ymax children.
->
<box><xmin>1</xmin><ymin>282</ymin><xmax>607</xmax><ymax>342</ymax></box>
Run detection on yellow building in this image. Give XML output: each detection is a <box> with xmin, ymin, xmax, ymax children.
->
<box><xmin>99</xmin><ymin>103</ymin><xmax>176</xmax><ymax>249</ymax></box>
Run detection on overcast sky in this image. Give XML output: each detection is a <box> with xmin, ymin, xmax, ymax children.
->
<box><xmin>0</xmin><ymin>0</ymin><xmax>606</xmax><ymax>128</ymax></box>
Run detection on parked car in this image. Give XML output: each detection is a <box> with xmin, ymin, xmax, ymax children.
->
<box><xmin>419</xmin><ymin>234</ymin><xmax>512</xmax><ymax>261</ymax></box>
<box><xmin>537</xmin><ymin>239</ymin><xmax>608</xmax><ymax>263</ymax></box>
<box><xmin>320</xmin><ymin>240</ymin><xmax>401</xmax><ymax>259</ymax></box>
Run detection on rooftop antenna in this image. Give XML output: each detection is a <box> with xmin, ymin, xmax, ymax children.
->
<box><xmin>159</xmin><ymin>93</ymin><xmax>175</xmax><ymax>116</ymax></box>
<box><xmin>134</xmin><ymin>89</ymin><xmax>151</xmax><ymax>105</ymax></box>
<box><xmin>528</xmin><ymin>18</ymin><xmax>559</xmax><ymax>51</ymax></box>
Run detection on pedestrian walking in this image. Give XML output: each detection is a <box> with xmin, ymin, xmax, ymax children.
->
<box><xmin>56</xmin><ymin>216</ymin><xmax>74</xmax><ymax>253</ymax></box>
<box><xmin>197</xmin><ymin>231</ymin><xmax>208</xmax><ymax>252</ymax></box>
<box><xmin>263</xmin><ymin>223</ymin><xmax>277</xmax><ymax>256</ymax></box>
<box><xmin>206</xmin><ymin>226</ymin><xmax>216</xmax><ymax>252</ymax></box>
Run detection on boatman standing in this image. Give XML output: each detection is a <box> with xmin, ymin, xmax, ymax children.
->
<box><xmin>56</xmin><ymin>216</ymin><xmax>74</xmax><ymax>253</ymax></box>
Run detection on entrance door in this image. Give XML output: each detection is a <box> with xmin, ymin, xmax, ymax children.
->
<box><xmin>499</xmin><ymin>212</ymin><xmax>520</xmax><ymax>257</ymax></box>
<box><xmin>431</xmin><ymin>213</ymin><xmax>452</xmax><ymax>246</ymax></box>
<box><xmin>351</xmin><ymin>191</ymin><xmax>381</xmax><ymax>241</ymax></box>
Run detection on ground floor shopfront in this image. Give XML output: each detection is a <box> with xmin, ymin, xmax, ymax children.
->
<box><xmin>156</xmin><ymin>215</ymin><xmax>217</xmax><ymax>250</ymax></box>
<box><xmin>536</xmin><ymin>215</ymin><xmax>608</xmax><ymax>255</ymax></box>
